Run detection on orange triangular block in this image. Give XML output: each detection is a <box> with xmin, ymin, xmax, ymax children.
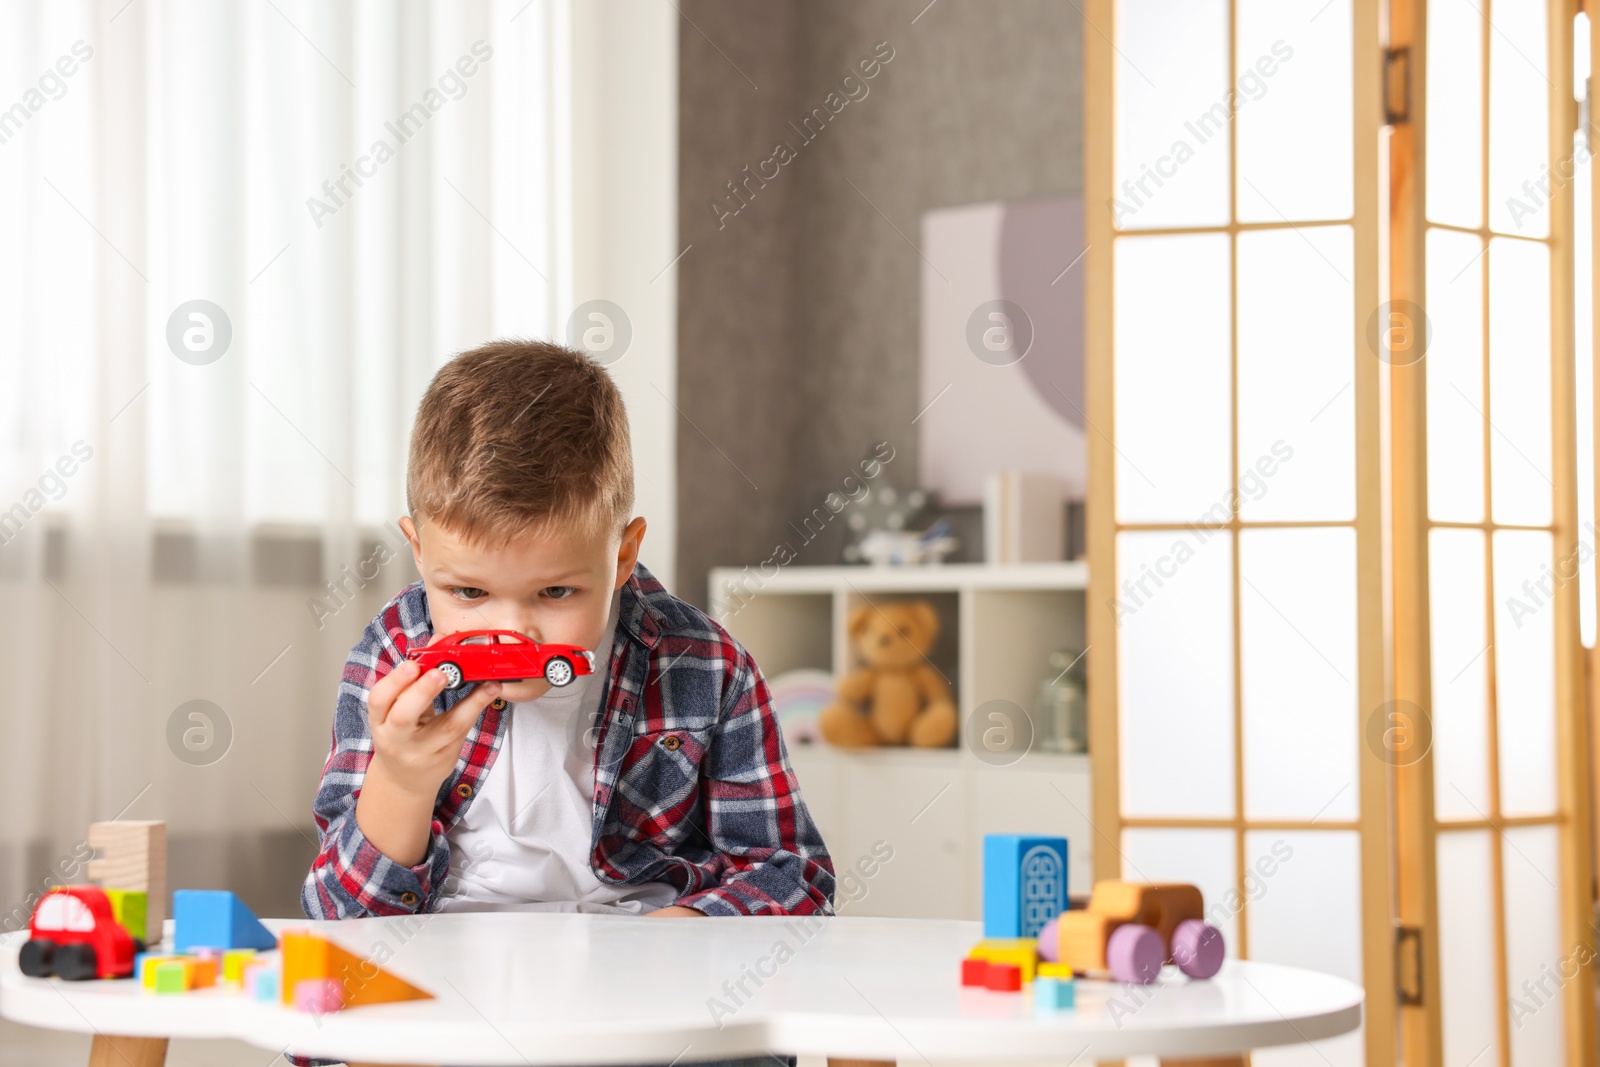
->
<box><xmin>279</xmin><ymin>930</ymin><xmax>432</xmax><ymax>1009</ymax></box>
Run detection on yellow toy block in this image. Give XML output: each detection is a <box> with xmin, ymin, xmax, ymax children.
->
<box><xmin>966</xmin><ymin>938</ymin><xmax>1039</xmax><ymax>983</ymax></box>
<box><xmin>222</xmin><ymin>949</ymin><xmax>257</xmax><ymax>985</ymax></box>
<box><xmin>104</xmin><ymin>889</ymin><xmax>148</xmax><ymax>943</ymax></box>
<box><xmin>1037</xmin><ymin>961</ymin><xmax>1075</xmax><ymax>980</ymax></box>
<box><xmin>280</xmin><ymin>930</ymin><xmax>432</xmax><ymax>1009</ymax></box>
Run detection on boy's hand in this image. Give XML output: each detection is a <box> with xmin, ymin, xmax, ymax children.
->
<box><xmin>646</xmin><ymin>905</ymin><xmax>706</xmax><ymax>918</ymax></box>
<box><xmin>366</xmin><ymin>641</ymin><xmax>503</xmax><ymax>798</ymax></box>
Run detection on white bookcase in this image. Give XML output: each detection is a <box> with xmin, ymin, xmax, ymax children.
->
<box><xmin>707</xmin><ymin>562</ymin><xmax>1093</xmax><ymax>920</ymax></box>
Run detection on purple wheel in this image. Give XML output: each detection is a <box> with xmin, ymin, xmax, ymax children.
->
<box><xmin>1106</xmin><ymin>923</ymin><xmax>1164</xmax><ymax>984</ymax></box>
<box><xmin>1036</xmin><ymin>916</ymin><xmax>1061</xmax><ymax>962</ymax></box>
<box><xmin>1171</xmin><ymin>919</ymin><xmax>1225</xmax><ymax>979</ymax></box>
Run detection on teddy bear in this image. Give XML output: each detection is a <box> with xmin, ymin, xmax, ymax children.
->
<box><xmin>818</xmin><ymin>600</ymin><xmax>958</xmax><ymax>748</ymax></box>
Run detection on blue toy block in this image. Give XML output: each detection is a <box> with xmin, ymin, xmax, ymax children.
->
<box><xmin>982</xmin><ymin>834</ymin><xmax>1067</xmax><ymax>939</ymax></box>
<box><xmin>173</xmin><ymin>890</ymin><xmax>278</xmax><ymax>953</ymax></box>
<box><xmin>1034</xmin><ymin>976</ymin><xmax>1076</xmax><ymax>1011</ymax></box>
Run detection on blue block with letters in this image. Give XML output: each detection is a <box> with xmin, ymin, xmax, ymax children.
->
<box><xmin>983</xmin><ymin>834</ymin><xmax>1068</xmax><ymax>939</ymax></box>
<box><xmin>173</xmin><ymin>890</ymin><xmax>278</xmax><ymax>953</ymax></box>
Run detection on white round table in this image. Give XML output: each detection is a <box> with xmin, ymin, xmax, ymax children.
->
<box><xmin>0</xmin><ymin>913</ymin><xmax>1362</xmax><ymax>1066</ymax></box>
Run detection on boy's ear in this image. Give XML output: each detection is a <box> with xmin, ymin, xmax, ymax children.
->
<box><xmin>613</xmin><ymin>516</ymin><xmax>648</xmax><ymax>590</ymax></box>
<box><xmin>399</xmin><ymin>515</ymin><xmax>426</xmax><ymax>573</ymax></box>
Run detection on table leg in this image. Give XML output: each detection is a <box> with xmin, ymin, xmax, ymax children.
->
<box><xmin>1159</xmin><ymin>1058</ymin><xmax>1247</xmax><ymax>1067</ymax></box>
<box><xmin>88</xmin><ymin>1034</ymin><xmax>168</xmax><ymax>1067</ymax></box>
<box><xmin>828</xmin><ymin>1060</ymin><xmax>894</xmax><ymax>1067</ymax></box>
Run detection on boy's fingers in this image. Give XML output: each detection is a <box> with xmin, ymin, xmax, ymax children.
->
<box><xmin>436</xmin><ymin>681</ymin><xmax>502</xmax><ymax>739</ymax></box>
<box><xmin>367</xmin><ymin>660</ymin><xmax>420</xmax><ymax>725</ymax></box>
<box><xmin>386</xmin><ymin>668</ymin><xmax>450</xmax><ymax>730</ymax></box>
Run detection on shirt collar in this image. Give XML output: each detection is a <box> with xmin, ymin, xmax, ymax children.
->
<box><xmin>617</xmin><ymin>560</ymin><xmax>666</xmax><ymax>650</ymax></box>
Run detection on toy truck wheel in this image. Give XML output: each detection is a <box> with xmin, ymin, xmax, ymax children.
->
<box><xmin>18</xmin><ymin>939</ymin><xmax>55</xmax><ymax>978</ymax></box>
<box><xmin>437</xmin><ymin>662</ymin><xmax>464</xmax><ymax>690</ymax></box>
<box><xmin>544</xmin><ymin>657</ymin><xmax>574</xmax><ymax>686</ymax></box>
<box><xmin>1106</xmin><ymin>923</ymin><xmax>1165</xmax><ymax>984</ymax></box>
<box><xmin>54</xmin><ymin>942</ymin><xmax>99</xmax><ymax>981</ymax></box>
<box><xmin>1171</xmin><ymin>919</ymin><xmax>1225</xmax><ymax>979</ymax></box>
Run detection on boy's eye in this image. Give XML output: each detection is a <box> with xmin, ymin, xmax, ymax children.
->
<box><xmin>449</xmin><ymin>586</ymin><xmax>488</xmax><ymax>602</ymax></box>
<box><xmin>544</xmin><ymin>586</ymin><xmax>577</xmax><ymax>601</ymax></box>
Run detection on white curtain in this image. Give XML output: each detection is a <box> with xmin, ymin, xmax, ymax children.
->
<box><xmin>0</xmin><ymin>0</ymin><xmax>572</xmax><ymax>919</ymax></box>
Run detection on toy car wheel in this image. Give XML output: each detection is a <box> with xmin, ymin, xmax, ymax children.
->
<box><xmin>53</xmin><ymin>942</ymin><xmax>99</xmax><ymax>981</ymax></box>
<box><xmin>1171</xmin><ymin>919</ymin><xmax>1225</xmax><ymax>978</ymax></box>
<box><xmin>1106</xmin><ymin>923</ymin><xmax>1165</xmax><ymax>984</ymax></box>
<box><xmin>437</xmin><ymin>661</ymin><xmax>464</xmax><ymax>690</ymax></box>
<box><xmin>18</xmin><ymin>939</ymin><xmax>55</xmax><ymax>978</ymax></box>
<box><xmin>132</xmin><ymin>938</ymin><xmax>147</xmax><ymax>956</ymax></box>
<box><xmin>544</xmin><ymin>657</ymin><xmax>574</xmax><ymax>686</ymax></box>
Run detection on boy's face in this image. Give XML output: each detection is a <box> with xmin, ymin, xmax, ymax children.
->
<box><xmin>399</xmin><ymin>513</ymin><xmax>647</xmax><ymax>703</ymax></box>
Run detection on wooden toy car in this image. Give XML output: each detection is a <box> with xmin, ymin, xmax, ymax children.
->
<box><xmin>19</xmin><ymin>886</ymin><xmax>142</xmax><ymax>981</ymax></box>
<box><xmin>1049</xmin><ymin>881</ymin><xmax>1224</xmax><ymax>984</ymax></box>
<box><xmin>405</xmin><ymin>630</ymin><xmax>595</xmax><ymax>689</ymax></box>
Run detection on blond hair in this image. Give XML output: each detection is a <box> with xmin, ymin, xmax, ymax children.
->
<box><xmin>406</xmin><ymin>339</ymin><xmax>634</xmax><ymax>546</ymax></box>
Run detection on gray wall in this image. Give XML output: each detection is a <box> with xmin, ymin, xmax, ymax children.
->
<box><xmin>677</xmin><ymin>0</ymin><xmax>1083</xmax><ymax>608</ymax></box>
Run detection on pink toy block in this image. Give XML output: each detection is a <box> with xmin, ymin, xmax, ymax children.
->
<box><xmin>293</xmin><ymin>977</ymin><xmax>345</xmax><ymax>1014</ymax></box>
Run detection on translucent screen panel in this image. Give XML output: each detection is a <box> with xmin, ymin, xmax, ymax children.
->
<box><xmin>1117</xmin><ymin>530</ymin><xmax>1235</xmax><ymax>818</ymax></box>
<box><xmin>1428</xmin><ymin>528</ymin><xmax>1491</xmax><ymax>820</ymax></box>
<box><xmin>1487</xmin><ymin>238</ymin><xmax>1553</xmax><ymax>525</ymax></box>
<box><xmin>1436</xmin><ymin>831</ymin><xmax>1501</xmax><ymax>1067</ymax></box>
<box><xmin>1114</xmin><ymin>0</ymin><xmax>1229</xmax><ymax>230</ymax></box>
<box><xmin>1239</xmin><ymin>529</ymin><xmax>1358</xmax><ymax>821</ymax></box>
<box><xmin>1246</xmin><ymin>830</ymin><xmax>1364</xmax><ymax>1067</ymax></box>
<box><xmin>1425</xmin><ymin>0</ymin><xmax>1483</xmax><ymax>227</ymax></box>
<box><xmin>1235</xmin><ymin>0</ymin><xmax>1352</xmax><ymax>223</ymax></box>
<box><xmin>1425</xmin><ymin>228</ymin><xmax>1486</xmax><ymax>522</ymax></box>
<box><xmin>1121</xmin><ymin>828</ymin><xmax>1238</xmax><ymax>951</ymax></box>
<box><xmin>1486</xmin><ymin>0</ymin><xmax>1550</xmax><ymax>236</ymax></box>
<box><xmin>1493</xmin><ymin>530</ymin><xmax>1558</xmax><ymax>815</ymax></box>
<box><xmin>1114</xmin><ymin>235</ymin><xmax>1233</xmax><ymax>522</ymax></box>
<box><xmin>1236</xmin><ymin>227</ymin><xmax>1355</xmax><ymax>521</ymax></box>
<box><xmin>1503</xmin><ymin>826</ymin><xmax>1566</xmax><ymax>1066</ymax></box>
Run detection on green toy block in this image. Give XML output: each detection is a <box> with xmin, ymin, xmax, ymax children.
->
<box><xmin>105</xmin><ymin>888</ymin><xmax>148</xmax><ymax>944</ymax></box>
<box><xmin>153</xmin><ymin>959</ymin><xmax>191</xmax><ymax>994</ymax></box>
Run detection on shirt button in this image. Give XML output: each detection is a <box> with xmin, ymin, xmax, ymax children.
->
<box><xmin>456</xmin><ymin>782</ymin><xmax>473</xmax><ymax>798</ymax></box>
<box><xmin>491</xmin><ymin>698</ymin><xmax>507</xmax><ymax>710</ymax></box>
<box><xmin>662</xmin><ymin>735</ymin><xmax>682</xmax><ymax>751</ymax></box>
<box><xmin>399</xmin><ymin>891</ymin><xmax>418</xmax><ymax>907</ymax></box>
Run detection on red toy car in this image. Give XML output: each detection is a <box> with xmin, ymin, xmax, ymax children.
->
<box><xmin>19</xmin><ymin>886</ymin><xmax>141</xmax><ymax>981</ymax></box>
<box><xmin>405</xmin><ymin>630</ymin><xmax>595</xmax><ymax>690</ymax></box>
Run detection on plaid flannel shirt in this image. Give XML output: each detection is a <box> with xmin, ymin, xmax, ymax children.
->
<box><xmin>299</xmin><ymin>561</ymin><xmax>835</xmax><ymax>924</ymax></box>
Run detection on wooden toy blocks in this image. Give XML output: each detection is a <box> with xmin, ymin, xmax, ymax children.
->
<box><xmin>172</xmin><ymin>889</ymin><xmax>278</xmax><ymax>953</ymax></box>
<box><xmin>1033</xmin><ymin>975</ymin><xmax>1076</xmax><ymax>1011</ymax></box>
<box><xmin>87</xmin><ymin>821</ymin><xmax>167</xmax><ymax>943</ymax></box>
<box><xmin>279</xmin><ymin>929</ymin><xmax>432</xmax><ymax>1010</ymax></box>
<box><xmin>982</xmin><ymin>835</ymin><xmax>1067</xmax><ymax>939</ymax></box>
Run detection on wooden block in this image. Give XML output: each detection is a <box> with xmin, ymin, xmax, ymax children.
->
<box><xmin>1037</xmin><ymin>961</ymin><xmax>1075</xmax><ymax>979</ymax></box>
<box><xmin>104</xmin><ymin>889</ymin><xmax>148</xmax><ymax>943</ymax></box>
<box><xmin>87</xmin><ymin>821</ymin><xmax>168</xmax><ymax>942</ymax></box>
<box><xmin>89</xmin><ymin>1034</ymin><xmax>168</xmax><ymax>1067</ymax></box>
<box><xmin>153</xmin><ymin>959</ymin><xmax>191</xmax><ymax>994</ymax></box>
<box><xmin>966</xmin><ymin>938</ymin><xmax>1038</xmax><ymax>982</ymax></box>
<box><xmin>280</xmin><ymin>930</ymin><xmax>432</xmax><ymax>1008</ymax></box>
<box><xmin>222</xmin><ymin>948</ymin><xmax>257</xmax><ymax>985</ymax></box>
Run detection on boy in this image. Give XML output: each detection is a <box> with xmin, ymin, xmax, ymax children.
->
<box><xmin>298</xmin><ymin>340</ymin><xmax>833</xmax><ymax>978</ymax></box>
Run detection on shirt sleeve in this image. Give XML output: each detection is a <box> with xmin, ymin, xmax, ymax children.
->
<box><xmin>673</xmin><ymin>642</ymin><xmax>836</xmax><ymax>917</ymax></box>
<box><xmin>299</xmin><ymin>612</ymin><xmax>452</xmax><ymax>921</ymax></box>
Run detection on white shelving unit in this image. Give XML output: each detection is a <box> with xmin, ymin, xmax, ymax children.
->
<box><xmin>708</xmin><ymin>562</ymin><xmax>1093</xmax><ymax>920</ymax></box>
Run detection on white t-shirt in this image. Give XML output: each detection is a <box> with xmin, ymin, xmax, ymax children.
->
<box><xmin>433</xmin><ymin>587</ymin><xmax>679</xmax><ymax>914</ymax></box>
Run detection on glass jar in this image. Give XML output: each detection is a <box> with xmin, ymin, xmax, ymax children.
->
<box><xmin>1035</xmin><ymin>649</ymin><xmax>1088</xmax><ymax>754</ymax></box>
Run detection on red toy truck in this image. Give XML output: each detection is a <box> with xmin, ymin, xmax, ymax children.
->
<box><xmin>19</xmin><ymin>886</ymin><xmax>142</xmax><ymax>980</ymax></box>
